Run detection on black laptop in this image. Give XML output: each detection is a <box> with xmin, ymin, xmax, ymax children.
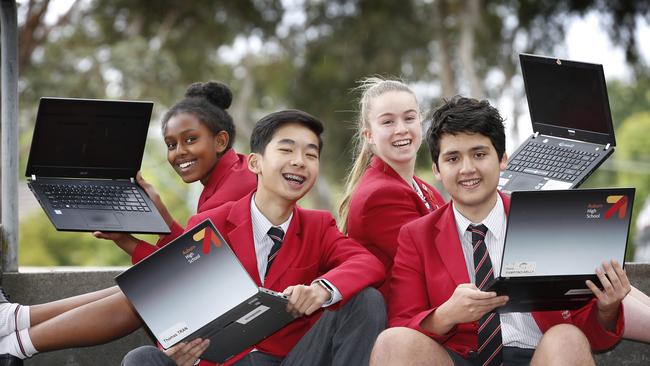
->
<box><xmin>498</xmin><ymin>54</ymin><xmax>616</xmax><ymax>194</ymax></box>
<box><xmin>116</xmin><ymin>219</ymin><xmax>295</xmax><ymax>363</ymax></box>
<box><xmin>25</xmin><ymin>97</ymin><xmax>170</xmax><ymax>234</ymax></box>
<box><xmin>487</xmin><ymin>188</ymin><xmax>634</xmax><ymax>313</ymax></box>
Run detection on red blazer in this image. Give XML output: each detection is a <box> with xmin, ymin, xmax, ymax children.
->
<box><xmin>187</xmin><ymin>191</ymin><xmax>385</xmax><ymax>366</ymax></box>
<box><xmin>388</xmin><ymin>192</ymin><xmax>623</xmax><ymax>357</ymax></box>
<box><xmin>347</xmin><ymin>156</ymin><xmax>444</xmax><ymax>296</ymax></box>
<box><xmin>131</xmin><ymin>149</ymin><xmax>256</xmax><ymax>264</ymax></box>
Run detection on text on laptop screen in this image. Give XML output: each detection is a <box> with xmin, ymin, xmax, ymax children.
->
<box><xmin>522</xmin><ymin>58</ymin><xmax>611</xmax><ymax>135</ymax></box>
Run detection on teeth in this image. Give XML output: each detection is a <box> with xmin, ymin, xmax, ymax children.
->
<box><xmin>283</xmin><ymin>173</ymin><xmax>305</xmax><ymax>184</ymax></box>
<box><xmin>393</xmin><ymin>139</ymin><xmax>411</xmax><ymax>147</ymax></box>
<box><xmin>460</xmin><ymin>179</ymin><xmax>480</xmax><ymax>187</ymax></box>
<box><xmin>178</xmin><ymin>161</ymin><xmax>195</xmax><ymax>169</ymax></box>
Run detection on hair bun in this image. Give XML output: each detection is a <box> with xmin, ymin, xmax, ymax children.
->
<box><xmin>185</xmin><ymin>81</ymin><xmax>232</xmax><ymax>110</ymax></box>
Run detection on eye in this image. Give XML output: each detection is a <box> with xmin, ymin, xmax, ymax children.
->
<box><xmin>184</xmin><ymin>136</ymin><xmax>197</xmax><ymax>144</ymax></box>
<box><xmin>446</xmin><ymin>156</ymin><xmax>458</xmax><ymax>163</ymax></box>
<box><xmin>405</xmin><ymin>114</ymin><xmax>417</xmax><ymax>122</ymax></box>
<box><xmin>475</xmin><ymin>151</ymin><xmax>487</xmax><ymax>158</ymax></box>
<box><xmin>166</xmin><ymin>142</ymin><xmax>177</xmax><ymax>151</ymax></box>
<box><xmin>279</xmin><ymin>148</ymin><xmax>292</xmax><ymax>153</ymax></box>
<box><xmin>306</xmin><ymin>153</ymin><xmax>319</xmax><ymax>159</ymax></box>
<box><xmin>381</xmin><ymin>119</ymin><xmax>393</xmax><ymax>125</ymax></box>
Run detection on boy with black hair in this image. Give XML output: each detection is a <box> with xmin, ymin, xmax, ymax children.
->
<box><xmin>123</xmin><ymin>109</ymin><xmax>386</xmax><ymax>366</ymax></box>
<box><xmin>370</xmin><ymin>97</ymin><xmax>629</xmax><ymax>366</ymax></box>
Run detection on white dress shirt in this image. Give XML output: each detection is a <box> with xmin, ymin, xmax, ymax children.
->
<box><xmin>250</xmin><ymin>195</ymin><xmax>341</xmax><ymax>306</ymax></box>
<box><xmin>452</xmin><ymin>194</ymin><xmax>543</xmax><ymax>349</ymax></box>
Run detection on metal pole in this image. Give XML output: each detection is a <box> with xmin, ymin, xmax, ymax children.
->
<box><xmin>1</xmin><ymin>0</ymin><xmax>19</xmax><ymax>273</ymax></box>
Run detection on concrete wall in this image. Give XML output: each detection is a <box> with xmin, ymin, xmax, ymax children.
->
<box><xmin>2</xmin><ymin>264</ymin><xmax>650</xmax><ymax>365</ymax></box>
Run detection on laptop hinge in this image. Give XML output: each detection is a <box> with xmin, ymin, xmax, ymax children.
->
<box><xmin>605</xmin><ymin>143</ymin><xmax>611</xmax><ymax>150</ymax></box>
<box><xmin>130</xmin><ymin>177</ymin><xmax>135</xmax><ymax>183</ymax></box>
<box><xmin>533</xmin><ymin>131</ymin><xmax>539</xmax><ymax>138</ymax></box>
<box><xmin>31</xmin><ymin>174</ymin><xmax>36</xmax><ymax>181</ymax></box>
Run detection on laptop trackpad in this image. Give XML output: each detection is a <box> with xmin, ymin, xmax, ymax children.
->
<box><xmin>509</xmin><ymin>175</ymin><xmax>543</xmax><ymax>191</ymax></box>
<box><xmin>84</xmin><ymin>212</ymin><xmax>121</xmax><ymax>228</ymax></box>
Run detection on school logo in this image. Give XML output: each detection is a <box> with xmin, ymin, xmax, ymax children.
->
<box><xmin>605</xmin><ymin>195</ymin><xmax>628</xmax><ymax>220</ymax></box>
<box><xmin>193</xmin><ymin>227</ymin><xmax>222</xmax><ymax>254</ymax></box>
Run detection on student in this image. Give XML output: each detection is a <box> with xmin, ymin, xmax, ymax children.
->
<box><xmin>339</xmin><ymin>77</ymin><xmax>444</xmax><ymax>296</ymax></box>
<box><xmin>370</xmin><ymin>97</ymin><xmax>629</xmax><ymax>365</ymax></box>
<box><xmin>122</xmin><ymin>109</ymin><xmax>386</xmax><ymax>365</ymax></box>
<box><xmin>0</xmin><ymin>110</ymin><xmax>386</xmax><ymax>366</ymax></box>
<box><xmin>96</xmin><ymin>80</ymin><xmax>257</xmax><ymax>263</ymax></box>
<box><xmin>0</xmin><ymin>81</ymin><xmax>257</xmax><ymax>362</ymax></box>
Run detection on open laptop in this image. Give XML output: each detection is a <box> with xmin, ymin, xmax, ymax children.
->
<box><xmin>116</xmin><ymin>219</ymin><xmax>295</xmax><ymax>363</ymax></box>
<box><xmin>25</xmin><ymin>97</ymin><xmax>170</xmax><ymax>234</ymax></box>
<box><xmin>498</xmin><ymin>54</ymin><xmax>616</xmax><ymax>194</ymax></box>
<box><xmin>487</xmin><ymin>188</ymin><xmax>634</xmax><ymax>313</ymax></box>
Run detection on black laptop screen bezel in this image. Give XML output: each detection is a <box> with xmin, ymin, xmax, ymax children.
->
<box><xmin>520</xmin><ymin>54</ymin><xmax>616</xmax><ymax>147</ymax></box>
<box><xmin>25</xmin><ymin>97</ymin><xmax>153</xmax><ymax>179</ymax></box>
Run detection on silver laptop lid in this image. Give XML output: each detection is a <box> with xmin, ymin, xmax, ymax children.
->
<box><xmin>500</xmin><ymin>188</ymin><xmax>633</xmax><ymax>277</ymax></box>
<box><xmin>116</xmin><ymin>219</ymin><xmax>259</xmax><ymax>347</ymax></box>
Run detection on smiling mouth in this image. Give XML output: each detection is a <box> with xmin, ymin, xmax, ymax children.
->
<box><xmin>459</xmin><ymin>178</ymin><xmax>481</xmax><ymax>188</ymax></box>
<box><xmin>283</xmin><ymin>173</ymin><xmax>306</xmax><ymax>185</ymax></box>
<box><xmin>177</xmin><ymin>160</ymin><xmax>196</xmax><ymax>170</ymax></box>
<box><xmin>392</xmin><ymin>139</ymin><xmax>412</xmax><ymax>148</ymax></box>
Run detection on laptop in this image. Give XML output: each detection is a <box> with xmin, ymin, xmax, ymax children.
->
<box><xmin>115</xmin><ymin>219</ymin><xmax>295</xmax><ymax>363</ymax></box>
<box><xmin>25</xmin><ymin>97</ymin><xmax>170</xmax><ymax>234</ymax></box>
<box><xmin>498</xmin><ymin>54</ymin><xmax>616</xmax><ymax>194</ymax></box>
<box><xmin>487</xmin><ymin>188</ymin><xmax>634</xmax><ymax>313</ymax></box>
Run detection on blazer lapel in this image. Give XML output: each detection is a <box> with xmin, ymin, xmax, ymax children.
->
<box><xmin>264</xmin><ymin>205</ymin><xmax>302</xmax><ymax>288</ymax></box>
<box><xmin>434</xmin><ymin>206</ymin><xmax>471</xmax><ymax>286</ymax></box>
<box><xmin>226</xmin><ymin>195</ymin><xmax>262</xmax><ymax>286</ymax></box>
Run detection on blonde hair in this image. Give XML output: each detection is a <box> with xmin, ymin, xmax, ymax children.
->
<box><xmin>338</xmin><ymin>77</ymin><xmax>417</xmax><ymax>233</ymax></box>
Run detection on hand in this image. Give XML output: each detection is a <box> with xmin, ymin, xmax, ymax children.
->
<box><xmin>283</xmin><ymin>283</ymin><xmax>331</xmax><ymax>317</ymax></box>
<box><xmin>92</xmin><ymin>231</ymin><xmax>139</xmax><ymax>255</ymax></box>
<box><xmin>586</xmin><ymin>259</ymin><xmax>631</xmax><ymax>331</ymax></box>
<box><xmin>137</xmin><ymin>171</ymin><xmax>174</xmax><ymax>227</ymax></box>
<box><xmin>164</xmin><ymin>338</ymin><xmax>210</xmax><ymax>366</ymax></box>
<box><xmin>426</xmin><ymin>283</ymin><xmax>508</xmax><ymax>335</ymax></box>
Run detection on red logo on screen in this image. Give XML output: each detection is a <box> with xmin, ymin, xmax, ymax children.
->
<box><xmin>605</xmin><ymin>195</ymin><xmax>628</xmax><ymax>220</ymax></box>
<box><xmin>192</xmin><ymin>227</ymin><xmax>222</xmax><ymax>254</ymax></box>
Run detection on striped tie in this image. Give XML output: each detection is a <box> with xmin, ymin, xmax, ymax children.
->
<box><xmin>469</xmin><ymin>224</ymin><xmax>503</xmax><ymax>366</ymax></box>
<box><xmin>265</xmin><ymin>226</ymin><xmax>285</xmax><ymax>279</ymax></box>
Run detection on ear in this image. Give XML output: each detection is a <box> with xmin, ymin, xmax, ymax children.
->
<box><xmin>432</xmin><ymin>162</ymin><xmax>442</xmax><ymax>182</ymax></box>
<box><xmin>247</xmin><ymin>152</ymin><xmax>262</xmax><ymax>174</ymax></box>
<box><xmin>499</xmin><ymin>152</ymin><xmax>509</xmax><ymax>171</ymax></box>
<box><xmin>362</xmin><ymin>127</ymin><xmax>374</xmax><ymax>145</ymax></box>
<box><xmin>214</xmin><ymin>131</ymin><xmax>229</xmax><ymax>154</ymax></box>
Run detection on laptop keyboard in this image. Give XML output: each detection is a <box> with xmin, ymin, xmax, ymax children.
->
<box><xmin>507</xmin><ymin>142</ymin><xmax>599</xmax><ymax>182</ymax></box>
<box><xmin>42</xmin><ymin>184</ymin><xmax>151</xmax><ymax>212</ymax></box>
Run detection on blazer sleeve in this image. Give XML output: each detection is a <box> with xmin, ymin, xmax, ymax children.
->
<box><xmin>561</xmin><ymin>299</ymin><xmax>623</xmax><ymax>350</ymax></box>
<box><xmin>359</xmin><ymin>186</ymin><xmax>427</xmax><ymax>264</ymax></box>
<box><xmin>316</xmin><ymin>213</ymin><xmax>385</xmax><ymax>307</ymax></box>
<box><xmin>389</xmin><ymin>224</ymin><xmax>458</xmax><ymax>343</ymax></box>
<box><xmin>130</xmin><ymin>220</ymin><xmax>185</xmax><ymax>264</ymax></box>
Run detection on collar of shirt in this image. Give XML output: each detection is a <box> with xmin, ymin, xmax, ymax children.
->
<box><xmin>452</xmin><ymin>194</ymin><xmax>505</xmax><ymax>248</ymax></box>
<box><xmin>250</xmin><ymin>193</ymin><xmax>292</xmax><ymax>243</ymax></box>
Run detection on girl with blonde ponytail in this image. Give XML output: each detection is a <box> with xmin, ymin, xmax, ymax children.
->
<box><xmin>339</xmin><ymin>77</ymin><xmax>444</xmax><ymax>297</ymax></box>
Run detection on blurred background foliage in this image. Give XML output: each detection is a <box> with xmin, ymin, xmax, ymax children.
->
<box><xmin>12</xmin><ymin>0</ymin><xmax>650</xmax><ymax>266</ymax></box>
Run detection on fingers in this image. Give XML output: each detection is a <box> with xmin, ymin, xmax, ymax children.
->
<box><xmin>284</xmin><ymin>284</ymin><xmax>327</xmax><ymax>317</ymax></box>
<box><xmin>166</xmin><ymin>338</ymin><xmax>210</xmax><ymax>366</ymax></box>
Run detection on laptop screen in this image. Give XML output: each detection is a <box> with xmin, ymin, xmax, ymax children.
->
<box><xmin>520</xmin><ymin>54</ymin><xmax>615</xmax><ymax>146</ymax></box>
<box><xmin>500</xmin><ymin>188</ymin><xmax>633</xmax><ymax>277</ymax></box>
<box><xmin>25</xmin><ymin>98</ymin><xmax>153</xmax><ymax>179</ymax></box>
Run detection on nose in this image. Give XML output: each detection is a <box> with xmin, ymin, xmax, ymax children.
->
<box><xmin>459</xmin><ymin>157</ymin><xmax>476</xmax><ymax>174</ymax></box>
<box><xmin>290</xmin><ymin>154</ymin><xmax>305</xmax><ymax>167</ymax></box>
<box><xmin>394</xmin><ymin>118</ymin><xmax>408</xmax><ymax>134</ymax></box>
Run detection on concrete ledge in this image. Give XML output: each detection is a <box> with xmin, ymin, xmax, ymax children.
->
<box><xmin>2</xmin><ymin>264</ymin><xmax>649</xmax><ymax>365</ymax></box>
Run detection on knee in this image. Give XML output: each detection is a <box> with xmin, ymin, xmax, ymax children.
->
<box><xmin>544</xmin><ymin>324</ymin><xmax>590</xmax><ymax>350</ymax></box>
<box><xmin>350</xmin><ymin>287</ymin><xmax>386</xmax><ymax>321</ymax></box>
<box><xmin>121</xmin><ymin>346</ymin><xmax>167</xmax><ymax>366</ymax></box>
<box><xmin>372</xmin><ymin>327</ymin><xmax>423</xmax><ymax>358</ymax></box>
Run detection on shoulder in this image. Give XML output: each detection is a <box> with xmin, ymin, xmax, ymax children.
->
<box><xmin>352</xmin><ymin>170</ymin><xmax>413</xmax><ymax>208</ymax></box>
<box><xmin>402</xmin><ymin>201</ymin><xmax>452</xmax><ymax>235</ymax></box>
<box><xmin>190</xmin><ymin>200</ymin><xmax>236</xmax><ymax>226</ymax></box>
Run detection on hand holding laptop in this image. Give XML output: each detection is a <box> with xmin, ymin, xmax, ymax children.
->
<box><xmin>283</xmin><ymin>283</ymin><xmax>331</xmax><ymax>317</ymax></box>
<box><xmin>424</xmin><ymin>284</ymin><xmax>509</xmax><ymax>335</ymax></box>
<box><xmin>164</xmin><ymin>338</ymin><xmax>210</xmax><ymax>366</ymax></box>
<box><xmin>586</xmin><ymin>259</ymin><xmax>631</xmax><ymax>331</ymax></box>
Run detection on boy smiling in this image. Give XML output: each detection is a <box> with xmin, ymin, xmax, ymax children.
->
<box><xmin>370</xmin><ymin>97</ymin><xmax>629</xmax><ymax>366</ymax></box>
<box><xmin>122</xmin><ymin>109</ymin><xmax>386</xmax><ymax>366</ymax></box>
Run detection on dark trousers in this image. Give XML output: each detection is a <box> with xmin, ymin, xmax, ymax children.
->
<box><xmin>121</xmin><ymin>288</ymin><xmax>386</xmax><ymax>366</ymax></box>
